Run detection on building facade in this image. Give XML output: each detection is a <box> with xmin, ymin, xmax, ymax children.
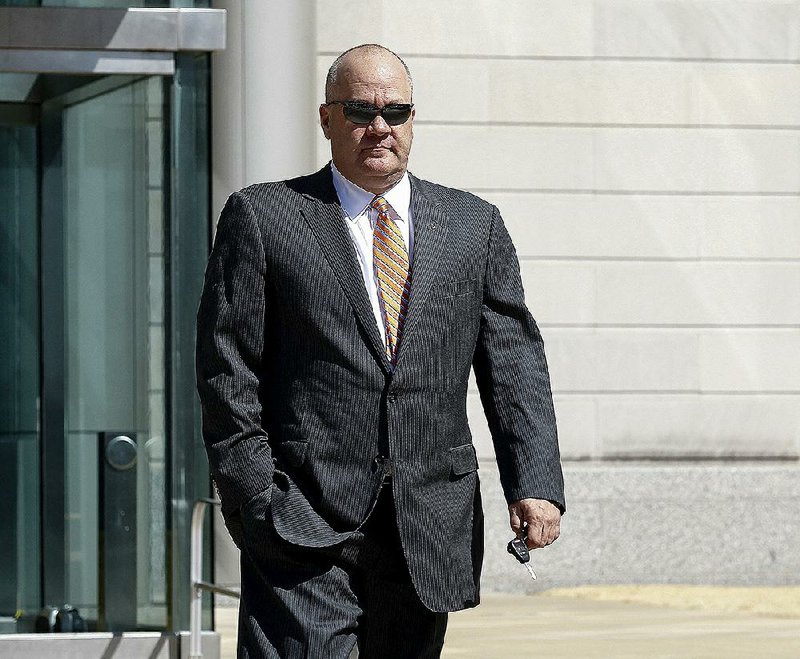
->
<box><xmin>211</xmin><ymin>0</ymin><xmax>800</xmax><ymax>594</ymax></box>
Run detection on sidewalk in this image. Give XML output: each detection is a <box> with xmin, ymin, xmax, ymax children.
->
<box><xmin>214</xmin><ymin>588</ymin><xmax>800</xmax><ymax>658</ymax></box>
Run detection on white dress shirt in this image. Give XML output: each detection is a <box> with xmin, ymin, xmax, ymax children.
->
<box><xmin>330</xmin><ymin>162</ymin><xmax>414</xmax><ymax>348</ymax></box>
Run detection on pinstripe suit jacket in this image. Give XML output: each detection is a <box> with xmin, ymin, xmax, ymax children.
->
<box><xmin>196</xmin><ymin>164</ymin><xmax>564</xmax><ymax>612</ymax></box>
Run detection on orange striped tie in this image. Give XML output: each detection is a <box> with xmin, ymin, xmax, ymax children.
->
<box><xmin>372</xmin><ymin>196</ymin><xmax>411</xmax><ymax>364</ymax></box>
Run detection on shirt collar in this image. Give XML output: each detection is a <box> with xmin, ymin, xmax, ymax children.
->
<box><xmin>330</xmin><ymin>161</ymin><xmax>411</xmax><ymax>223</ymax></box>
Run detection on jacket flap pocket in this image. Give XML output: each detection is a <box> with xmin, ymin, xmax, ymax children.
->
<box><xmin>276</xmin><ymin>439</ymin><xmax>308</xmax><ymax>468</ymax></box>
<box><xmin>450</xmin><ymin>443</ymin><xmax>478</xmax><ymax>476</ymax></box>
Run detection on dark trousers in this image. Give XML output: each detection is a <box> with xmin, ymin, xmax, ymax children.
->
<box><xmin>238</xmin><ymin>485</ymin><xmax>448</xmax><ymax>658</ymax></box>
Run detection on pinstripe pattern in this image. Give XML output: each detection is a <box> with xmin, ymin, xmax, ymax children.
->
<box><xmin>237</xmin><ymin>485</ymin><xmax>447</xmax><ymax>657</ymax></box>
<box><xmin>196</xmin><ymin>164</ymin><xmax>564</xmax><ymax>618</ymax></box>
<box><xmin>372</xmin><ymin>195</ymin><xmax>411</xmax><ymax>364</ymax></box>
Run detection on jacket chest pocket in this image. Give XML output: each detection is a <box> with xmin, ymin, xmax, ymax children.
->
<box><xmin>436</xmin><ymin>278</ymin><xmax>479</xmax><ymax>313</ymax></box>
<box><xmin>439</xmin><ymin>278</ymin><xmax>474</xmax><ymax>297</ymax></box>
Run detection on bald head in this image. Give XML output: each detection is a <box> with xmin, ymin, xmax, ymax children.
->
<box><xmin>325</xmin><ymin>44</ymin><xmax>413</xmax><ymax>103</ymax></box>
<box><xmin>319</xmin><ymin>44</ymin><xmax>415</xmax><ymax>194</ymax></box>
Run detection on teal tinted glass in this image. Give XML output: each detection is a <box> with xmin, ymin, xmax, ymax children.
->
<box><xmin>0</xmin><ymin>123</ymin><xmax>41</xmax><ymax>616</ymax></box>
<box><xmin>0</xmin><ymin>2</ymin><xmax>210</xmax><ymax>6</ymax></box>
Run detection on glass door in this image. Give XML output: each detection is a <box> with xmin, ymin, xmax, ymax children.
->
<box><xmin>0</xmin><ymin>73</ymin><xmax>169</xmax><ymax>630</ymax></box>
<box><xmin>58</xmin><ymin>76</ymin><xmax>168</xmax><ymax>629</ymax></box>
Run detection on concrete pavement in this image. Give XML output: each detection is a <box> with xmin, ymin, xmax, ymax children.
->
<box><xmin>214</xmin><ymin>589</ymin><xmax>800</xmax><ymax>658</ymax></box>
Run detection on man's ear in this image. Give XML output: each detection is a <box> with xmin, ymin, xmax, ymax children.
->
<box><xmin>319</xmin><ymin>104</ymin><xmax>331</xmax><ymax>139</ymax></box>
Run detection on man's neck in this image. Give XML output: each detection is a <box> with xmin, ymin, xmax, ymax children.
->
<box><xmin>330</xmin><ymin>165</ymin><xmax>405</xmax><ymax>196</ymax></box>
<box><xmin>331</xmin><ymin>162</ymin><xmax>411</xmax><ymax>222</ymax></box>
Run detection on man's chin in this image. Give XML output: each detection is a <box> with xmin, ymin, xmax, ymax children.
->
<box><xmin>350</xmin><ymin>168</ymin><xmax>404</xmax><ymax>193</ymax></box>
<box><xmin>358</xmin><ymin>154</ymin><xmax>403</xmax><ymax>177</ymax></box>
<box><xmin>334</xmin><ymin>155</ymin><xmax>405</xmax><ymax>192</ymax></box>
<box><xmin>360</xmin><ymin>151</ymin><xmax>392</xmax><ymax>165</ymax></box>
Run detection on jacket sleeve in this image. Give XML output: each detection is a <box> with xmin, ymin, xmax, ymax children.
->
<box><xmin>471</xmin><ymin>205</ymin><xmax>565</xmax><ymax>512</ymax></box>
<box><xmin>195</xmin><ymin>191</ymin><xmax>274</xmax><ymax>517</ymax></box>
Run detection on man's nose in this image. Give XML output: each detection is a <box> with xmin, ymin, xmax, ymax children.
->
<box><xmin>367</xmin><ymin>114</ymin><xmax>391</xmax><ymax>135</ymax></box>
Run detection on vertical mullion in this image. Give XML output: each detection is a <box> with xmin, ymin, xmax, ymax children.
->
<box><xmin>166</xmin><ymin>52</ymin><xmax>212</xmax><ymax>632</ymax></box>
<box><xmin>39</xmin><ymin>105</ymin><xmax>66</xmax><ymax>608</ymax></box>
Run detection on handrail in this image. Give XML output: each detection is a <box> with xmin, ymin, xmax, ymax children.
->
<box><xmin>190</xmin><ymin>497</ymin><xmax>240</xmax><ymax>659</ymax></box>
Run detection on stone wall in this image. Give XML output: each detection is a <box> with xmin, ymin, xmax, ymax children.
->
<box><xmin>211</xmin><ymin>1</ymin><xmax>800</xmax><ymax>591</ymax></box>
<box><xmin>315</xmin><ymin>0</ymin><xmax>800</xmax><ymax>586</ymax></box>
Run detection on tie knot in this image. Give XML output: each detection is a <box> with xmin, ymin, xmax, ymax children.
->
<box><xmin>371</xmin><ymin>195</ymin><xmax>391</xmax><ymax>214</ymax></box>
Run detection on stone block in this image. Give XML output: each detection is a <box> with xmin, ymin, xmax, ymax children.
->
<box><xmin>700</xmin><ymin>197</ymin><xmax>800</xmax><ymax>258</ymax></box>
<box><xmin>689</xmin><ymin>64</ymin><xmax>800</xmax><ymax>125</ymax></box>
<box><xmin>595</xmin><ymin>262</ymin><xmax>800</xmax><ymax>326</ymax></box>
<box><xmin>594</xmin><ymin>1</ymin><xmax>800</xmax><ymax>61</ymax></box>
<box><xmin>411</xmin><ymin>125</ymin><xmax>596</xmax><ymax>191</ymax></box>
<box><xmin>411</xmin><ymin>125</ymin><xmax>800</xmax><ymax>194</ymax></box>
<box><xmin>316</xmin><ymin>1</ymin><xmax>595</xmax><ymax>57</ymax></box>
<box><xmin>521</xmin><ymin>261</ymin><xmax>800</xmax><ymax>327</ymax></box>
<box><xmin>599</xmin><ymin>395</ymin><xmax>800</xmax><ymax>458</ymax></box>
<box><xmin>591</xmin><ymin>128</ymin><xmax>800</xmax><ymax>194</ymax></box>
<box><xmin>699</xmin><ymin>330</ymin><xmax>800</xmax><ymax>392</ymax></box>
<box><xmin>415</xmin><ymin>58</ymin><xmax>800</xmax><ymax>127</ymax></box>
<box><xmin>491</xmin><ymin>59</ymin><xmax>692</xmax><ymax>125</ymax></box>
<box><xmin>490</xmin><ymin>193</ymin><xmax>701</xmax><ymax>259</ymax></box>
<box><xmin>552</xmin><ymin>396</ymin><xmax>598</xmax><ymax>460</ymax></box>
<box><xmin>545</xmin><ymin>328</ymin><xmax>700</xmax><ymax>392</ymax></box>
<box><xmin>520</xmin><ymin>261</ymin><xmax>597</xmax><ymax>325</ymax></box>
<box><xmin>536</xmin><ymin>328</ymin><xmax>800</xmax><ymax>394</ymax></box>
<box><xmin>488</xmin><ymin>194</ymin><xmax>800</xmax><ymax>261</ymax></box>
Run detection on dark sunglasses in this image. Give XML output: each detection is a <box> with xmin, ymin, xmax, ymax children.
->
<box><xmin>325</xmin><ymin>100</ymin><xmax>413</xmax><ymax>126</ymax></box>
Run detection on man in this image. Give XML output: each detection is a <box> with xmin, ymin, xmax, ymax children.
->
<box><xmin>196</xmin><ymin>44</ymin><xmax>564</xmax><ymax>658</ymax></box>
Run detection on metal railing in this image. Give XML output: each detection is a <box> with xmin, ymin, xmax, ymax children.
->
<box><xmin>190</xmin><ymin>497</ymin><xmax>241</xmax><ymax>659</ymax></box>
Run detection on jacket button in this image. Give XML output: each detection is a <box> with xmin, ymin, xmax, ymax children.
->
<box><xmin>372</xmin><ymin>455</ymin><xmax>386</xmax><ymax>472</ymax></box>
<box><xmin>387</xmin><ymin>394</ymin><xmax>396</xmax><ymax>403</ymax></box>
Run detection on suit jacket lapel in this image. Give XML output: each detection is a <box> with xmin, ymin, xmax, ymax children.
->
<box><xmin>393</xmin><ymin>176</ymin><xmax>449</xmax><ymax>369</ymax></box>
<box><xmin>298</xmin><ymin>167</ymin><xmax>391</xmax><ymax>374</ymax></box>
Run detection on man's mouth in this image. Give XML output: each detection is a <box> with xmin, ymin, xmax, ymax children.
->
<box><xmin>363</xmin><ymin>140</ymin><xmax>393</xmax><ymax>151</ymax></box>
<box><xmin>362</xmin><ymin>145</ymin><xmax>391</xmax><ymax>156</ymax></box>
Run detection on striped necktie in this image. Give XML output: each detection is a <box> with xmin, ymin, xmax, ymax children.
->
<box><xmin>372</xmin><ymin>195</ymin><xmax>411</xmax><ymax>364</ymax></box>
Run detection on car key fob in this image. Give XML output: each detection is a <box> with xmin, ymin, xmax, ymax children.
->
<box><xmin>507</xmin><ymin>537</ymin><xmax>530</xmax><ymax>563</ymax></box>
<box><xmin>507</xmin><ymin>524</ymin><xmax>537</xmax><ymax>580</ymax></box>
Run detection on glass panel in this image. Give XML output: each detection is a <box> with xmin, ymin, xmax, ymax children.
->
<box><xmin>42</xmin><ymin>1</ymin><xmax>169</xmax><ymax>6</ymax></box>
<box><xmin>0</xmin><ymin>124</ymin><xmax>40</xmax><ymax>616</ymax></box>
<box><xmin>62</xmin><ymin>76</ymin><xmax>167</xmax><ymax>628</ymax></box>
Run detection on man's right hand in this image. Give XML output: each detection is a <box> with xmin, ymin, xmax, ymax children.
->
<box><xmin>508</xmin><ymin>497</ymin><xmax>561</xmax><ymax>549</ymax></box>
